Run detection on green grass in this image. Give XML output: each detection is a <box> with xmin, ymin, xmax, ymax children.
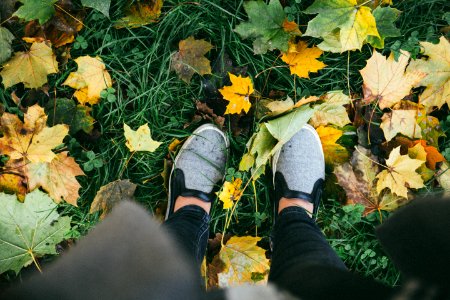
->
<box><xmin>1</xmin><ymin>0</ymin><xmax>449</xmax><ymax>288</ymax></box>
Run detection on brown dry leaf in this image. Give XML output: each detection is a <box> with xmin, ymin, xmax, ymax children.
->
<box><xmin>0</xmin><ymin>40</ymin><xmax>58</xmax><ymax>88</ymax></box>
<box><xmin>0</xmin><ymin>104</ymin><xmax>68</xmax><ymax>164</ymax></box>
<box><xmin>24</xmin><ymin>3</ymin><xmax>84</xmax><ymax>48</ymax></box>
<box><xmin>360</xmin><ymin>50</ymin><xmax>425</xmax><ymax>109</ymax></box>
<box><xmin>335</xmin><ymin>146</ymin><xmax>408</xmax><ymax>215</ymax></box>
<box><xmin>281</xmin><ymin>40</ymin><xmax>326</xmax><ymax>78</ymax></box>
<box><xmin>316</xmin><ymin>126</ymin><xmax>349</xmax><ymax>165</ymax></box>
<box><xmin>213</xmin><ymin>236</ymin><xmax>270</xmax><ymax>287</ymax></box>
<box><xmin>376</xmin><ymin>146</ymin><xmax>425</xmax><ymax>198</ymax></box>
<box><xmin>90</xmin><ymin>179</ymin><xmax>137</xmax><ymax>219</ymax></box>
<box><xmin>63</xmin><ymin>56</ymin><xmax>112</xmax><ymax>105</ymax></box>
<box><xmin>192</xmin><ymin>100</ymin><xmax>225</xmax><ymax>128</ymax></box>
<box><xmin>380</xmin><ymin>109</ymin><xmax>421</xmax><ymax>142</ymax></box>
<box><xmin>26</xmin><ymin>152</ymin><xmax>85</xmax><ymax>206</ymax></box>
<box><xmin>115</xmin><ymin>0</ymin><xmax>163</xmax><ymax>29</ymax></box>
<box><xmin>171</xmin><ymin>36</ymin><xmax>213</xmax><ymax>83</ymax></box>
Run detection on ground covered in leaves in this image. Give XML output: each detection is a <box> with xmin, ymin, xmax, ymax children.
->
<box><xmin>0</xmin><ymin>0</ymin><xmax>449</xmax><ymax>290</ymax></box>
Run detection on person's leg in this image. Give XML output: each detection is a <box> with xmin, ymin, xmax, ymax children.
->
<box><xmin>268</xmin><ymin>125</ymin><xmax>346</xmax><ymax>286</ymax></box>
<box><xmin>162</xmin><ymin>124</ymin><xmax>229</xmax><ymax>268</ymax></box>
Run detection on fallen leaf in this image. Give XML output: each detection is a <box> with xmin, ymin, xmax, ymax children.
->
<box><xmin>63</xmin><ymin>56</ymin><xmax>112</xmax><ymax>105</ymax></box>
<box><xmin>24</xmin><ymin>3</ymin><xmax>85</xmax><ymax>48</ymax></box>
<box><xmin>417</xmin><ymin>113</ymin><xmax>445</xmax><ymax>148</ymax></box>
<box><xmin>0</xmin><ymin>171</ymin><xmax>27</xmax><ymax>199</ymax></box>
<box><xmin>0</xmin><ymin>189</ymin><xmax>71</xmax><ymax>274</ymax></box>
<box><xmin>316</xmin><ymin>126</ymin><xmax>349</xmax><ymax>165</ymax></box>
<box><xmin>45</xmin><ymin>98</ymin><xmax>94</xmax><ymax>134</ymax></box>
<box><xmin>376</xmin><ymin>146</ymin><xmax>425</xmax><ymax>198</ymax></box>
<box><xmin>0</xmin><ymin>40</ymin><xmax>58</xmax><ymax>89</ymax></box>
<box><xmin>436</xmin><ymin>162</ymin><xmax>450</xmax><ymax>190</ymax></box>
<box><xmin>366</xmin><ymin>6</ymin><xmax>401</xmax><ymax>49</ymax></box>
<box><xmin>214</xmin><ymin>236</ymin><xmax>270</xmax><ymax>287</ymax></box>
<box><xmin>90</xmin><ymin>179</ymin><xmax>137</xmax><ymax>219</ymax></box>
<box><xmin>219</xmin><ymin>73</ymin><xmax>254</xmax><ymax>114</ymax></box>
<box><xmin>234</xmin><ymin>0</ymin><xmax>300</xmax><ymax>54</ymax></box>
<box><xmin>304</xmin><ymin>0</ymin><xmax>380</xmax><ymax>52</ymax></box>
<box><xmin>0</xmin><ymin>104</ymin><xmax>68</xmax><ymax>163</ymax></box>
<box><xmin>310</xmin><ymin>91</ymin><xmax>351</xmax><ymax>128</ymax></box>
<box><xmin>335</xmin><ymin>146</ymin><xmax>409</xmax><ymax>215</ymax></box>
<box><xmin>407</xmin><ymin>36</ymin><xmax>450</xmax><ymax>109</ymax></box>
<box><xmin>124</xmin><ymin>123</ymin><xmax>162</xmax><ymax>152</ymax></box>
<box><xmin>217</xmin><ymin>178</ymin><xmax>243</xmax><ymax>210</ymax></box>
<box><xmin>281</xmin><ymin>40</ymin><xmax>326</xmax><ymax>78</ymax></box>
<box><xmin>26</xmin><ymin>152</ymin><xmax>85</xmax><ymax>206</ymax></box>
<box><xmin>360</xmin><ymin>50</ymin><xmax>425</xmax><ymax>109</ymax></box>
<box><xmin>245</xmin><ymin>124</ymin><xmax>277</xmax><ymax>176</ymax></box>
<box><xmin>412</xmin><ymin>140</ymin><xmax>445</xmax><ymax>171</ymax></box>
<box><xmin>0</xmin><ymin>27</ymin><xmax>15</xmax><ymax>64</ymax></box>
<box><xmin>264</xmin><ymin>96</ymin><xmax>319</xmax><ymax>117</ymax></box>
<box><xmin>170</xmin><ymin>36</ymin><xmax>213</xmax><ymax>83</ymax></box>
<box><xmin>380</xmin><ymin>109</ymin><xmax>421</xmax><ymax>141</ymax></box>
<box><xmin>81</xmin><ymin>0</ymin><xmax>110</xmax><ymax>18</ymax></box>
<box><xmin>14</xmin><ymin>0</ymin><xmax>58</xmax><ymax>24</ymax></box>
<box><xmin>115</xmin><ymin>0</ymin><xmax>163</xmax><ymax>29</ymax></box>
<box><xmin>168</xmin><ymin>138</ymin><xmax>182</xmax><ymax>154</ymax></box>
<box><xmin>193</xmin><ymin>101</ymin><xmax>225</xmax><ymax>128</ymax></box>
<box><xmin>407</xmin><ymin>142</ymin><xmax>434</xmax><ymax>182</ymax></box>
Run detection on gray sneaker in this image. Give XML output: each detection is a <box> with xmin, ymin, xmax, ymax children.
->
<box><xmin>272</xmin><ymin>124</ymin><xmax>325</xmax><ymax>219</ymax></box>
<box><xmin>166</xmin><ymin>124</ymin><xmax>229</xmax><ymax>219</ymax></box>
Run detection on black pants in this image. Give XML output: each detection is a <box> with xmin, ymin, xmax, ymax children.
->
<box><xmin>164</xmin><ymin>205</ymin><xmax>346</xmax><ymax>295</ymax></box>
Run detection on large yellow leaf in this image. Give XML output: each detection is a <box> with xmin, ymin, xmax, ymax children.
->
<box><xmin>0</xmin><ymin>104</ymin><xmax>68</xmax><ymax>163</ymax></box>
<box><xmin>380</xmin><ymin>109</ymin><xmax>421</xmax><ymax>142</ymax></box>
<box><xmin>170</xmin><ymin>36</ymin><xmax>213</xmax><ymax>83</ymax></box>
<box><xmin>219</xmin><ymin>73</ymin><xmax>254</xmax><ymax>115</ymax></box>
<box><xmin>281</xmin><ymin>40</ymin><xmax>326</xmax><ymax>78</ymax></box>
<box><xmin>376</xmin><ymin>146</ymin><xmax>425</xmax><ymax>198</ymax></box>
<box><xmin>215</xmin><ymin>236</ymin><xmax>270</xmax><ymax>287</ymax></box>
<box><xmin>0</xmin><ymin>41</ymin><xmax>58</xmax><ymax>88</ymax></box>
<box><xmin>310</xmin><ymin>91</ymin><xmax>351</xmax><ymax>128</ymax></box>
<box><xmin>63</xmin><ymin>56</ymin><xmax>112</xmax><ymax>105</ymax></box>
<box><xmin>26</xmin><ymin>152</ymin><xmax>85</xmax><ymax>206</ymax></box>
<box><xmin>407</xmin><ymin>36</ymin><xmax>450</xmax><ymax>109</ymax></box>
<box><xmin>360</xmin><ymin>50</ymin><xmax>425</xmax><ymax>109</ymax></box>
<box><xmin>123</xmin><ymin>123</ymin><xmax>162</xmax><ymax>152</ymax></box>
<box><xmin>304</xmin><ymin>0</ymin><xmax>380</xmax><ymax>52</ymax></box>
<box><xmin>316</xmin><ymin>126</ymin><xmax>349</xmax><ymax>165</ymax></box>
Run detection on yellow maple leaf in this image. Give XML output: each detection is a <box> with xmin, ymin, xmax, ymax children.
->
<box><xmin>380</xmin><ymin>109</ymin><xmax>422</xmax><ymax>142</ymax></box>
<box><xmin>115</xmin><ymin>0</ymin><xmax>163</xmax><ymax>29</ymax></box>
<box><xmin>170</xmin><ymin>36</ymin><xmax>213</xmax><ymax>83</ymax></box>
<box><xmin>360</xmin><ymin>50</ymin><xmax>426</xmax><ymax>109</ymax></box>
<box><xmin>217</xmin><ymin>178</ymin><xmax>243</xmax><ymax>210</ymax></box>
<box><xmin>316</xmin><ymin>126</ymin><xmax>349</xmax><ymax>165</ymax></box>
<box><xmin>0</xmin><ymin>41</ymin><xmax>58</xmax><ymax>88</ymax></box>
<box><xmin>123</xmin><ymin>123</ymin><xmax>162</xmax><ymax>152</ymax></box>
<box><xmin>310</xmin><ymin>91</ymin><xmax>351</xmax><ymax>128</ymax></box>
<box><xmin>63</xmin><ymin>56</ymin><xmax>112</xmax><ymax>105</ymax></box>
<box><xmin>281</xmin><ymin>41</ymin><xmax>326</xmax><ymax>78</ymax></box>
<box><xmin>407</xmin><ymin>36</ymin><xmax>450</xmax><ymax>109</ymax></box>
<box><xmin>26</xmin><ymin>152</ymin><xmax>85</xmax><ymax>206</ymax></box>
<box><xmin>215</xmin><ymin>236</ymin><xmax>270</xmax><ymax>287</ymax></box>
<box><xmin>219</xmin><ymin>73</ymin><xmax>254</xmax><ymax>115</ymax></box>
<box><xmin>376</xmin><ymin>146</ymin><xmax>425</xmax><ymax>198</ymax></box>
<box><xmin>0</xmin><ymin>104</ymin><xmax>68</xmax><ymax>163</ymax></box>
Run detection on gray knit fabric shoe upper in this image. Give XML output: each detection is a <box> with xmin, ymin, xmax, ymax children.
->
<box><xmin>273</xmin><ymin>124</ymin><xmax>325</xmax><ymax>194</ymax></box>
<box><xmin>174</xmin><ymin>124</ymin><xmax>229</xmax><ymax>194</ymax></box>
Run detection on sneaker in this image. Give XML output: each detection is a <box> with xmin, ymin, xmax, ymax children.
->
<box><xmin>166</xmin><ymin>124</ymin><xmax>229</xmax><ymax>219</ymax></box>
<box><xmin>272</xmin><ymin>124</ymin><xmax>325</xmax><ymax>220</ymax></box>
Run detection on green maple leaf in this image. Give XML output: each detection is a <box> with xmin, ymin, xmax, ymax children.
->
<box><xmin>81</xmin><ymin>0</ymin><xmax>111</xmax><ymax>18</ymax></box>
<box><xmin>234</xmin><ymin>0</ymin><xmax>299</xmax><ymax>55</ymax></box>
<box><xmin>45</xmin><ymin>98</ymin><xmax>94</xmax><ymax>134</ymax></box>
<box><xmin>0</xmin><ymin>27</ymin><xmax>14</xmax><ymax>65</ymax></box>
<box><xmin>0</xmin><ymin>190</ymin><xmax>71</xmax><ymax>274</ymax></box>
<box><xmin>14</xmin><ymin>0</ymin><xmax>58</xmax><ymax>24</ymax></box>
<box><xmin>304</xmin><ymin>0</ymin><xmax>380</xmax><ymax>52</ymax></box>
<box><xmin>367</xmin><ymin>7</ymin><xmax>401</xmax><ymax>49</ymax></box>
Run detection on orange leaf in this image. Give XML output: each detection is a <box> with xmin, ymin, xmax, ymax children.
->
<box><xmin>281</xmin><ymin>41</ymin><xmax>326</xmax><ymax>78</ymax></box>
<box><xmin>219</xmin><ymin>73</ymin><xmax>254</xmax><ymax>115</ymax></box>
<box><xmin>413</xmin><ymin>140</ymin><xmax>445</xmax><ymax>170</ymax></box>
